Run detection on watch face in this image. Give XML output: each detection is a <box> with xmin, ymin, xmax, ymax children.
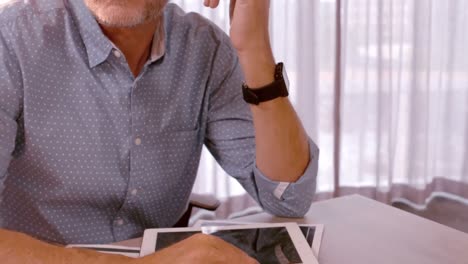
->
<box><xmin>282</xmin><ymin>64</ymin><xmax>290</xmax><ymax>91</ymax></box>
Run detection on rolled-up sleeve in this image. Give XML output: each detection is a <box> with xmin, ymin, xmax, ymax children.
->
<box><xmin>252</xmin><ymin>139</ymin><xmax>319</xmax><ymax>217</ymax></box>
<box><xmin>204</xmin><ymin>35</ymin><xmax>318</xmax><ymax>218</ymax></box>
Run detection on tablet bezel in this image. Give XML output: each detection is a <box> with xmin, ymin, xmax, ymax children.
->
<box><xmin>193</xmin><ymin>220</ymin><xmax>324</xmax><ymax>257</ymax></box>
<box><xmin>140</xmin><ymin>222</ymin><xmax>318</xmax><ymax>264</ymax></box>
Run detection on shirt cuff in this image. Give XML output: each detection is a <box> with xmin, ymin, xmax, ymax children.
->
<box><xmin>253</xmin><ymin>138</ymin><xmax>319</xmax><ymax>217</ymax></box>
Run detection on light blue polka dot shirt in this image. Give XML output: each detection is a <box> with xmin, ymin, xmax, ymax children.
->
<box><xmin>0</xmin><ymin>0</ymin><xmax>319</xmax><ymax>245</ymax></box>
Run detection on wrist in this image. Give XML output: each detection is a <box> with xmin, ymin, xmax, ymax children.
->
<box><xmin>67</xmin><ymin>248</ymin><xmax>131</xmax><ymax>264</ymax></box>
<box><xmin>237</xmin><ymin>47</ymin><xmax>276</xmax><ymax>89</ymax></box>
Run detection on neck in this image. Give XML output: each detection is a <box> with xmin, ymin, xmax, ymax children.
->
<box><xmin>100</xmin><ymin>19</ymin><xmax>160</xmax><ymax>77</ymax></box>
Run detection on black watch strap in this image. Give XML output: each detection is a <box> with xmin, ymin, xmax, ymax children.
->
<box><xmin>242</xmin><ymin>63</ymin><xmax>289</xmax><ymax>105</ymax></box>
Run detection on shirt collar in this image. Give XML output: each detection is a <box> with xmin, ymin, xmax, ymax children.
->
<box><xmin>149</xmin><ymin>15</ymin><xmax>166</xmax><ymax>63</ymax></box>
<box><xmin>66</xmin><ymin>0</ymin><xmax>166</xmax><ymax>68</ymax></box>
<box><xmin>109</xmin><ymin>16</ymin><xmax>166</xmax><ymax>64</ymax></box>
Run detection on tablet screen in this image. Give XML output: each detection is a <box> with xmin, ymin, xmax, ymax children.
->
<box><xmin>299</xmin><ymin>226</ymin><xmax>316</xmax><ymax>247</ymax></box>
<box><xmin>155</xmin><ymin>227</ymin><xmax>303</xmax><ymax>264</ymax></box>
<box><xmin>191</xmin><ymin>220</ymin><xmax>324</xmax><ymax>258</ymax></box>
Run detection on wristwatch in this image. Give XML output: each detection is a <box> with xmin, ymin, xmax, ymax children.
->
<box><xmin>242</xmin><ymin>62</ymin><xmax>290</xmax><ymax>105</ymax></box>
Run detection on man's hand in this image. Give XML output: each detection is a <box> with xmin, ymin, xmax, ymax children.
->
<box><xmin>1</xmin><ymin>229</ymin><xmax>258</xmax><ymax>264</ymax></box>
<box><xmin>137</xmin><ymin>234</ymin><xmax>259</xmax><ymax>264</ymax></box>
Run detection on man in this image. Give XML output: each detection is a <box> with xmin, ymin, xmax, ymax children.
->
<box><xmin>0</xmin><ymin>0</ymin><xmax>319</xmax><ymax>262</ymax></box>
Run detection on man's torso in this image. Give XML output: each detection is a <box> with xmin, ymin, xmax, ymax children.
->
<box><xmin>0</xmin><ymin>0</ymin><xmax>238</xmax><ymax>244</ymax></box>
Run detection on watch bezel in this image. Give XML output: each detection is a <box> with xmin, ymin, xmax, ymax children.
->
<box><xmin>281</xmin><ymin>63</ymin><xmax>290</xmax><ymax>91</ymax></box>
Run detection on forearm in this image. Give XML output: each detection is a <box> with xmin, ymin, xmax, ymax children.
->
<box><xmin>238</xmin><ymin>50</ymin><xmax>310</xmax><ymax>183</ymax></box>
<box><xmin>0</xmin><ymin>229</ymin><xmax>131</xmax><ymax>264</ymax></box>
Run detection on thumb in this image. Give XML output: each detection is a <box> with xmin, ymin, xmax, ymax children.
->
<box><xmin>229</xmin><ymin>0</ymin><xmax>236</xmax><ymax>23</ymax></box>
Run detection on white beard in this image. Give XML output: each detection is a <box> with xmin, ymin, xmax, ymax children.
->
<box><xmin>84</xmin><ymin>0</ymin><xmax>167</xmax><ymax>28</ymax></box>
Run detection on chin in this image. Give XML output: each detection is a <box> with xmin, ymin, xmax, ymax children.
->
<box><xmin>96</xmin><ymin>7</ymin><xmax>148</xmax><ymax>27</ymax></box>
<box><xmin>85</xmin><ymin>0</ymin><xmax>167</xmax><ymax>28</ymax></box>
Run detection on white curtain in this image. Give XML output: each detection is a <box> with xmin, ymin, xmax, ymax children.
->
<box><xmin>172</xmin><ymin>0</ymin><xmax>468</xmax><ymax>206</ymax></box>
<box><xmin>337</xmin><ymin>0</ymin><xmax>468</xmax><ymax>203</ymax></box>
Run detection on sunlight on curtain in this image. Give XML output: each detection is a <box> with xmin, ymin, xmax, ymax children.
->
<box><xmin>339</xmin><ymin>0</ymin><xmax>468</xmax><ymax>201</ymax></box>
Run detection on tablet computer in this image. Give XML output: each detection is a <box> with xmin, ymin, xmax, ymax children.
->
<box><xmin>140</xmin><ymin>222</ymin><xmax>318</xmax><ymax>264</ymax></box>
<box><xmin>194</xmin><ymin>220</ymin><xmax>324</xmax><ymax>257</ymax></box>
<box><xmin>66</xmin><ymin>244</ymin><xmax>141</xmax><ymax>258</ymax></box>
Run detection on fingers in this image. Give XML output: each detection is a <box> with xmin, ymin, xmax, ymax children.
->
<box><xmin>203</xmin><ymin>0</ymin><xmax>220</xmax><ymax>8</ymax></box>
<box><xmin>192</xmin><ymin>234</ymin><xmax>259</xmax><ymax>264</ymax></box>
<box><xmin>229</xmin><ymin>0</ymin><xmax>236</xmax><ymax>23</ymax></box>
<box><xmin>207</xmin><ymin>235</ymin><xmax>259</xmax><ymax>264</ymax></box>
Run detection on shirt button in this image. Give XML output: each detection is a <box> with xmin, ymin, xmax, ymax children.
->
<box><xmin>135</xmin><ymin>138</ymin><xmax>142</xmax><ymax>146</ymax></box>
<box><xmin>113</xmin><ymin>50</ymin><xmax>122</xmax><ymax>58</ymax></box>
<box><xmin>115</xmin><ymin>218</ymin><xmax>124</xmax><ymax>226</ymax></box>
<box><xmin>131</xmin><ymin>189</ymin><xmax>138</xmax><ymax>196</ymax></box>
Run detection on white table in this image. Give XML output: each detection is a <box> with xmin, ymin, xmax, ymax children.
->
<box><xmin>116</xmin><ymin>195</ymin><xmax>468</xmax><ymax>264</ymax></box>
